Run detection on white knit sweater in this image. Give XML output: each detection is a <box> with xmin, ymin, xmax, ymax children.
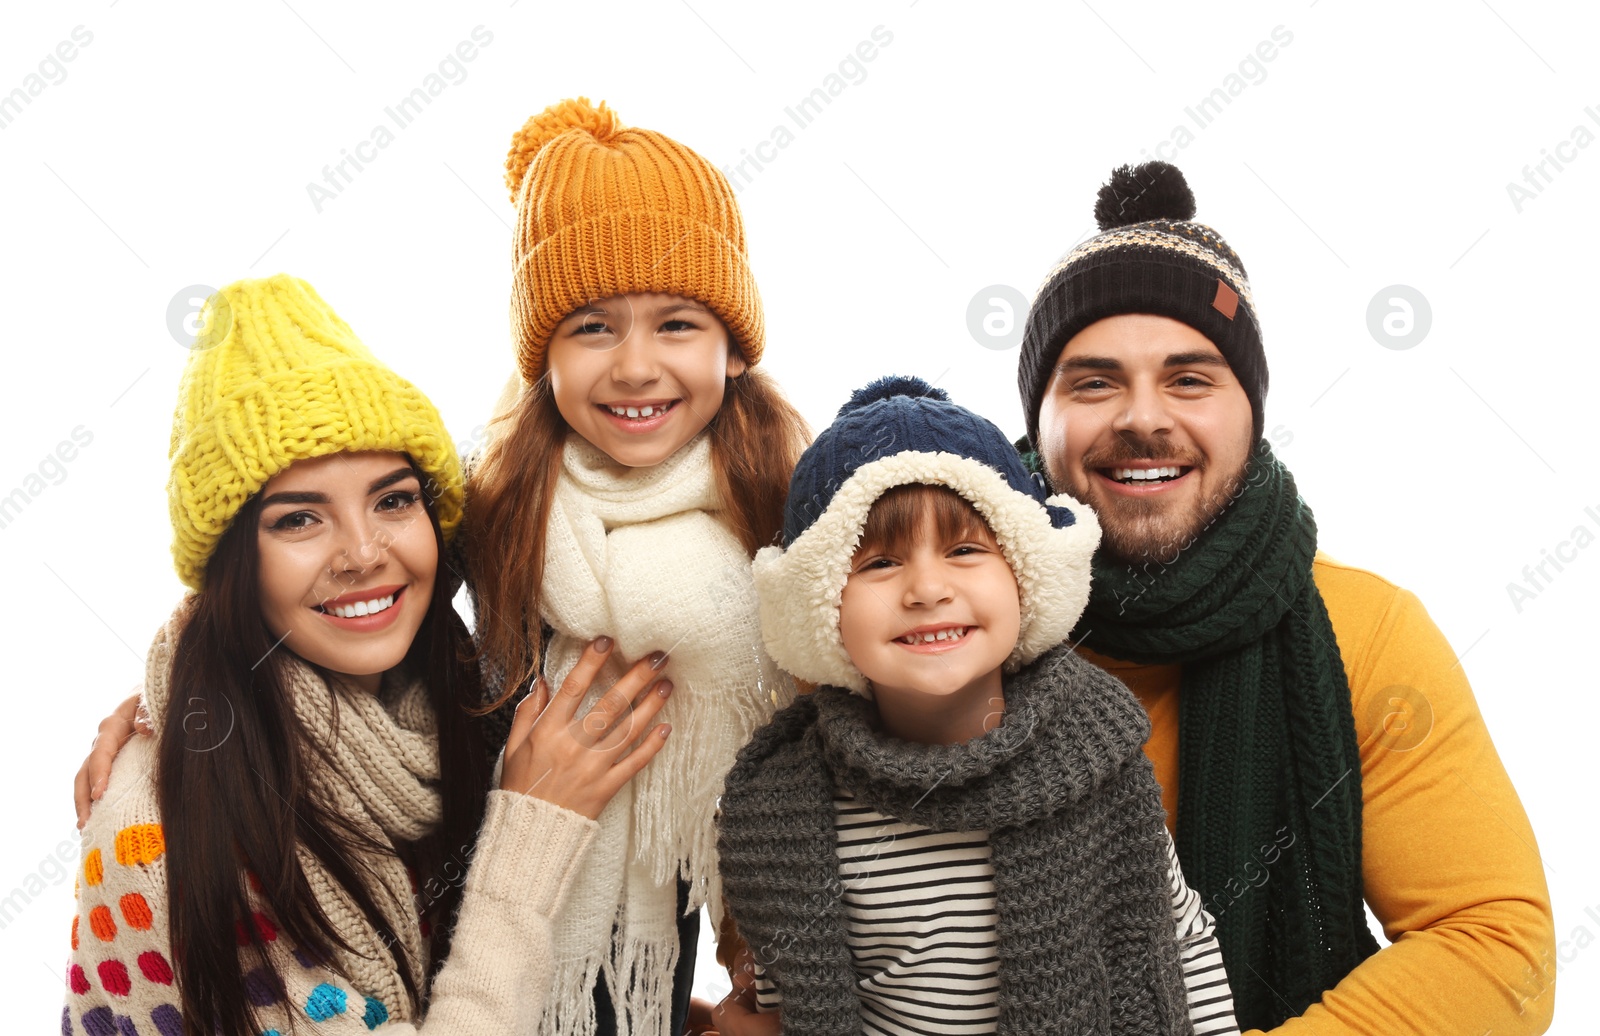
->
<box><xmin>63</xmin><ymin>726</ymin><xmax>597</xmax><ymax>1035</ymax></box>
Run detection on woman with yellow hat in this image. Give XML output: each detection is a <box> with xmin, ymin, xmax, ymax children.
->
<box><xmin>62</xmin><ymin>274</ymin><xmax>673</xmax><ymax>1036</ymax></box>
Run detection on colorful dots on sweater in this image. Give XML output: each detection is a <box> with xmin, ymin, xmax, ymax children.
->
<box><xmin>363</xmin><ymin>995</ymin><xmax>388</xmax><ymax>1029</ymax></box>
<box><xmin>119</xmin><ymin>893</ymin><xmax>153</xmax><ymax>931</ymax></box>
<box><xmin>113</xmin><ymin>824</ymin><xmax>165</xmax><ymax>867</ymax></box>
<box><xmin>68</xmin><ymin>964</ymin><xmax>91</xmax><ymax>995</ymax></box>
<box><xmin>61</xmin><ymin>1005</ymin><xmax>70</xmax><ymax>1035</ymax></box>
<box><xmin>304</xmin><ymin>982</ymin><xmax>348</xmax><ymax>1022</ymax></box>
<box><xmin>244</xmin><ymin>966</ymin><xmax>284</xmax><ymax>1007</ymax></box>
<box><xmin>149</xmin><ymin>1003</ymin><xmax>182</xmax><ymax>1036</ymax></box>
<box><xmin>71</xmin><ymin>915</ymin><xmax>79</xmax><ymax>950</ymax></box>
<box><xmin>235</xmin><ymin>911</ymin><xmax>279</xmax><ymax>946</ymax></box>
<box><xmin>79</xmin><ymin>1005</ymin><xmax>115</xmax><ymax>1035</ymax></box>
<box><xmin>84</xmin><ymin>849</ymin><xmax>104</xmax><ymax>887</ymax></box>
<box><xmin>137</xmin><ymin>950</ymin><xmax>173</xmax><ymax>985</ymax></box>
<box><xmin>96</xmin><ymin>959</ymin><xmax>131</xmax><ymax>998</ymax></box>
<box><xmin>88</xmin><ymin>906</ymin><xmax>116</xmax><ymax>942</ymax></box>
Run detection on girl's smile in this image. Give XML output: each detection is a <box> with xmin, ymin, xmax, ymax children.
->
<box><xmin>547</xmin><ymin>292</ymin><xmax>746</xmax><ymax>468</ymax></box>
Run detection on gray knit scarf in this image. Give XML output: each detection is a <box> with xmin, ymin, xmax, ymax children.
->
<box><xmin>718</xmin><ymin>643</ymin><xmax>1194</xmax><ymax>1035</ymax></box>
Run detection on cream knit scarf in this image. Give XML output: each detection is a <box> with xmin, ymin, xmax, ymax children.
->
<box><xmin>143</xmin><ymin>602</ymin><xmax>442</xmax><ymax>1021</ymax></box>
<box><xmin>538</xmin><ymin>431</ymin><xmax>790</xmax><ymax>1036</ymax></box>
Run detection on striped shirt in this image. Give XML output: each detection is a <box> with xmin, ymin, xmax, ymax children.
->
<box><xmin>752</xmin><ymin>790</ymin><xmax>1239</xmax><ymax>1035</ymax></box>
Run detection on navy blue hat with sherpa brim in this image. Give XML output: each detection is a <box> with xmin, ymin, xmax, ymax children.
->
<box><xmin>753</xmin><ymin>375</ymin><xmax>1102</xmax><ymax>696</ymax></box>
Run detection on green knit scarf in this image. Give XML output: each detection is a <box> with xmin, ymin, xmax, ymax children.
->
<box><xmin>1065</xmin><ymin>440</ymin><xmax>1378</xmax><ymax>1029</ymax></box>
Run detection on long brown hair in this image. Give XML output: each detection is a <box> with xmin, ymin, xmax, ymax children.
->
<box><xmin>462</xmin><ymin>366</ymin><xmax>809</xmax><ymax>705</ymax></box>
<box><xmin>158</xmin><ymin>460</ymin><xmax>489</xmax><ymax>1036</ymax></box>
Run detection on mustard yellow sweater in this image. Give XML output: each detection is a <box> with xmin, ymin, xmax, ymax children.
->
<box><xmin>1081</xmin><ymin>553</ymin><xmax>1556</xmax><ymax>1036</ymax></box>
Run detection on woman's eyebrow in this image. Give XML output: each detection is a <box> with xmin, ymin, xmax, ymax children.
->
<box><xmin>259</xmin><ymin>468</ymin><xmax>416</xmax><ymax>509</ymax></box>
<box><xmin>367</xmin><ymin>467</ymin><xmax>417</xmax><ymax>494</ymax></box>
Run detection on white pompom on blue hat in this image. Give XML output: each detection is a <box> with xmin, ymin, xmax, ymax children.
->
<box><xmin>753</xmin><ymin>375</ymin><xmax>1102</xmax><ymax>695</ymax></box>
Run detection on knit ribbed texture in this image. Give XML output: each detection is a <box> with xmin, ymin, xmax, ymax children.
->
<box><xmin>779</xmin><ymin>376</ymin><xmax>1076</xmax><ymax>547</ymax></box>
<box><xmin>505</xmin><ymin>97</ymin><xmax>764</xmax><ymax>382</ymax></box>
<box><xmin>718</xmin><ymin>643</ymin><xmax>1194</xmax><ymax>1035</ymax></box>
<box><xmin>536</xmin><ymin>431</ymin><xmax>792</xmax><ymax>1036</ymax></box>
<box><xmin>167</xmin><ymin>274</ymin><xmax>464</xmax><ymax>590</ymax></box>
<box><xmin>64</xmin><ymin>605</ymin><xmax>601</xmax><ymax>1035</ymax></box>
<box><xmin>1070</xmin><ymin>441</ymin><xmax>1378</xmax><ymax>1029</ymax></box>
<box><xmin>1018</xmin><ymin>162</ymin><xmax>1267</xmax><ymax>447</ymax></box>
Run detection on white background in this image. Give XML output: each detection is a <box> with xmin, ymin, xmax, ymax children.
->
<box><xmin>2</xmin><ymin>0</ymin><xmax>1595</xmax><ymax>1030</ymax></box>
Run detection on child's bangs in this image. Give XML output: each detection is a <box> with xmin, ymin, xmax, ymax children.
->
<box><xmin>855</xmin><ymin>483</ymin><xmax>993</xmax><ymax>557</ymax></box>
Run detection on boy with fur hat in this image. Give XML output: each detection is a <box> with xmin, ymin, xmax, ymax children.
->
<box><xmin>714</xmin><ymin>377</ymin><xmax>1239</xmax><ymax>1035</ymax></box>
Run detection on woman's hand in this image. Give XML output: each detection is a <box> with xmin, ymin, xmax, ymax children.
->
<box><xmin>500</xmin><ymin>636</ymin><xmax>673</xmax><ymax>820</ymax></box>
<box><xmin>74</xmin><ymin>693</ymin><xmax>152</xmax><ymax>829</ymax></box>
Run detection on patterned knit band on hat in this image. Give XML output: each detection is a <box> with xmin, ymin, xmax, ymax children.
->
<box><xmin>168</xmin><ymin>274</ymin><xmax>463</xmax><ymax>590</ymax></box>
<box><xmin>505</xmin><ymin>97</ymin><xmax>764</xmax><ymax>385</ymax></box>
<box><xmin>753</xmin><ymin>375</ymin><xmax>1101</xmax><ymax>696</ymax></box>
<box><xmin>1017</xmin><ymin>161</ymin><xmax>1268</xmax><ymax>448</ymax></box>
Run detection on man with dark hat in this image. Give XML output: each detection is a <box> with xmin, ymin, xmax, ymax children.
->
<box><xmin>1016</xmin><ymin>160</ymin><xmax>1555</xmax><ymax>1035</ymax></box>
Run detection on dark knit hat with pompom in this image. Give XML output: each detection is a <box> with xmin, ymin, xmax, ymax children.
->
<box><xmin>1017</xmin><ymin>161</ymin><xmax>1266</xmax><ymax>448</ymax></box>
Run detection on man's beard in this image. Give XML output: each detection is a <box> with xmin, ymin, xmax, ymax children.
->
<box><xmin>1054</xmin><ymin>434</ymin><xmax>1245</xmax><ymax>564</ymax></box>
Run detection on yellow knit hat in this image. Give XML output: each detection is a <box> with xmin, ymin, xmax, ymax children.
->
<box><xmin>506</xmin><ymin>97</ymin><xmax>764</xmax><ymax>385</ymax></box>
<box><xmin>168</xmin><ymin>274</ymin><xmax>465</xmax><ymax>590</ymax></box>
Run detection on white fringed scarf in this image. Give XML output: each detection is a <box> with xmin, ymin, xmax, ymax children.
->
<box><xmin>537</xmin><ymin>432</ymin><xmax>791</xmax><ymax>1036</ymax></box>
<box><xmin>142</xmin><ymin>602</ymin><xmax>442</xmax><ymax>1021</ymax></box>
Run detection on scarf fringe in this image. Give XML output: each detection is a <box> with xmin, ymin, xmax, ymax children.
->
<box><xmin>539</xmin><ymin>910</ymin><xmax>682</xmax><ymax>1036</ymax></box>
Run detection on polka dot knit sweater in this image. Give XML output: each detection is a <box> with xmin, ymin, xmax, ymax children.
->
<box><xmin>62</xmin><ymin>713</ymin><xmax>597</xmax><ymax>1035</ymax></box>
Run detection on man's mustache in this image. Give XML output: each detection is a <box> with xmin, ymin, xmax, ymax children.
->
<box><xmin>1080</xmin><ymin>435</ymin><xmax>1204</xmax><ymax>470</ymax></box>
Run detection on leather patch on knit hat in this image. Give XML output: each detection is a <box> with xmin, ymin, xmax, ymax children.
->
<box><xmin>1212</xmin><ymin>279</ymin><xmax>1239</xmax><ymax>320</ymax></box>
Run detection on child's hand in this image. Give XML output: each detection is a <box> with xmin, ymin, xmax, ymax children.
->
<box><xmin>74</xmin><ymin>693</ymin><xmax>153</xmax><ymax>829</ymax></box>
<box><xmin>709</xmin><ymin>987</ymin><xmax>779</xmax><ymax>1035</ymax></box>
<box><xmin>500</xmin><ymin>637</ymin><xmax>673</xmax><ymax>820</ymax></box>
<box><xmin>709</xmin><ymin>945</ymin><xmax>780</xmax><ymax>1035</ymax></box>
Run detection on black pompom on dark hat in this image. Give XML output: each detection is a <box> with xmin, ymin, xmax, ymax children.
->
<box><xmin>1016</xmin><ymin>160</ymin><xmax>1267</xmax><ymax>451</ymax></box>
<box><xmin>1093</xmin><ymin>162</ymin><xmax>1197</xmax><ymax>229</ymax></box>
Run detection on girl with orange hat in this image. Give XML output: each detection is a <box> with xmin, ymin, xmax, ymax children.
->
<box><xmin>460</xmin><ymin>98</ymin><xmax>809</xmax><ymax>1036</ymax></box>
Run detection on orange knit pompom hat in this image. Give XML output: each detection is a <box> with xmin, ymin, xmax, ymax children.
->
<box><xmin>505</xmin><ymin>97</ymin><xmax>764</xmax><ymax>385</ymax></box>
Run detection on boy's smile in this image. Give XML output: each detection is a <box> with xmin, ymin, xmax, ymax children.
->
<box><xmin>893</xmin><ymin>622</ymin><xmax>975</xmax><ymax>651</ymax></box>
<box><xmin>839</xmin><ymin>506</ymin><xmax>1020</xmax><ymax>743</ymax></box>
